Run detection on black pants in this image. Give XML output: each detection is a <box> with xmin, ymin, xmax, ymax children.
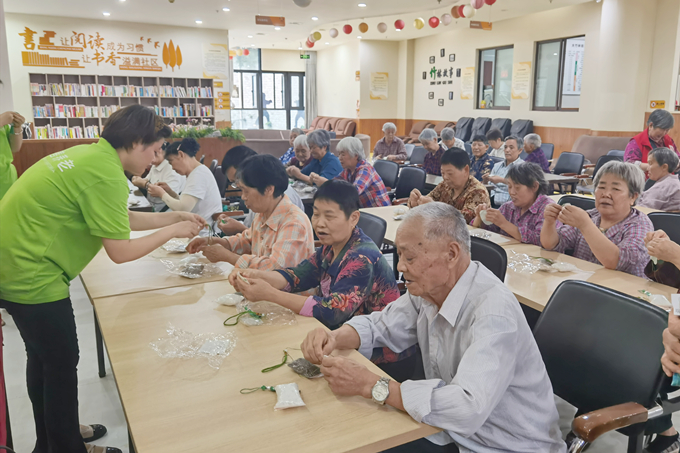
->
<box><xmin>0</xmin><ymin>298</ymin><xmax>86</xmax><ymax>453</ymax></box>
<box><xmin>382</xmin><ymin>438</ymin><xmax>459</xmax><ymax>453</ymax></box>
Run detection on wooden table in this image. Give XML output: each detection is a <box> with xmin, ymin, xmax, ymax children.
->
<box><xmin>544</xmin><ymin>173</ymin><xmax>580</xmax><ymax>185</ymax></box>
<box><xmin>291</xmin><ymin>181</ymin><xmax>316</xmax><ymax>204</ymax></box>
<box><xmin>93</xmin><ymin>281</ymin><xmax>438</xmax><ymax>453</ymax></box>
<box><xmin>547</xmin><ymin>194</ymin><xmax>661</xmax><ymax>215</ymax></box>
<box><xmin>127</xmin><ymin>180</ymin><xmax>153</xmax><ymax>212</ymax></box>
<box><xmin>425</xmin><ymin>174</ymin><xmax>442</xmax><ymax>189</ymax></box>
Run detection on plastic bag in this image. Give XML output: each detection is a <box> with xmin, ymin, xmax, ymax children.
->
<box><xmin>288</xmin><ymin>358</ymin><xmax>323</xmax><ymax>379</ymax></box>
<box><xmin>150</xmin><ymin>323</ymin><xmax>236</xmax><ymax>370</ymax></box>
<box><xmin>235</xmin><ymin>300</ymin><xmax>297</xmax><ymax>326</ymax></box>
<box><xmin>161</xmin><ymin>239</ymin><xmax>188</xmax><ymax>253</ymax></box>
<box><xmin>274</xmin><ymin>383</ymin><xmax>306</xmax><ymax>410</ymax></box>
<box><xmin>507</xmin><ymin>250</ymin><xmax>582</xmax><ymax>275</ymax></box>
<box><xmin>160</xmin><ymin>255</ymin><xmax>224</xmax><ymax>279</ymax></box>
<box><xmin>215</xmin><ymin>293</ymin><xmax>244</xmax><ymax>306</ymax></box>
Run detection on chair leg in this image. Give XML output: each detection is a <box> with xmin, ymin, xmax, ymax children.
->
<box><xmin>627</xmin><ymin>434</ymin><xmax>644</xmax><ymax>453</ymax></box>
<box><xmin>129</xmin><ymin>427</ymin><xmax>136</xmax><ymax>453</ymax></box>
<box><xmin>94</xmin><ymin>311</ymin><xmax>106</xmax><ymax>378</ymax></box>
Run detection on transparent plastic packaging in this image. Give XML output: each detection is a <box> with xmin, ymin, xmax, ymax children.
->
<box><xmin>288</xmin><ymin>358</ymin><xmax>323</xmax><ymax>379</ymax></box>
<box><xmin>160</xmin><ymin>255</ymin><xmax>224</xmax><ymax>279</ymax></box>
<box><xmin>231</xmin><ymin>300</ymin><xmax>297</xmax><ymax>326</ymax></box>
<box><xmin>507</xmin><ymin>250</ymin><xmax>582</xmax><ymax>275</ymax></box>
<box><xmin>274</xmin><ymin>383</ymin><xmax>306</xmax><ymax>410</ymax></box>
<box><xmin>215</xmin><ymin>293</ymin><xmax>245</xmax><ymax>306</ymax></box>
<box><xmin>161</xmin><ymin>239</ymin><xmax>188</xmax><ymax>253</ymax></box>
<box><xmin>150</xmin><ymin>323</ymin><xmax>236</xmax><ymax>370</ymax></box>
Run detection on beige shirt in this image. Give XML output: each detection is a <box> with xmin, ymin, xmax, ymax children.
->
<box><xmin>488</xmin><ymin>143</ymin><xmax>505</xmax><ymax>159</ymax></box>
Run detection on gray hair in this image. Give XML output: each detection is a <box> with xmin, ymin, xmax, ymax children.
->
<box><xmin>402</xmin><ymin>202</ymin><xmax>470</xmax><ymax>255</ymax></box>
<box><xmin>649</xmin><ymin>147</ymin><xmax>680</xmax><ymax>173</ymax></box>
<box><xmin>648</xmin><ymin>109</ymin><xmax>675</xmax><ymax>130</ymax></box>
<box><xmin>307</xmin><ymin>129</ymin><xmax>331</xmax><ymax>151</ymax></box>
<box><xmin>293</xmin><ymin>134</ymin><xmax>309</xmax><ymax>149</ymax></box>
<box><xmin>440</xmin><ymin>127</ymin><xmax>455</xmax><ymax>142</ymax></box>
<box><xmin>382</xmin><ymin>122</ymin><xmax>397</xmax><ymax>132</ymax></box>
<box><xmin>524</xmin><ymin>133</ymin><xmax>542</xmax><ymax>149</ymax></box>
<box><xmin>291</xmin><ymin>128</ymin><xmax>305</xmax><ymax>136</ymax></box>
<box><xmin>336</xmin><ymin>136</ymin><xmax>365</xmax><ymax>161</ymax></box>
<box><xmin>418</xmin><ymin>128</ymin><xmax>438</xmax><ymax>144</ymax></box>
<box><xmin>593</xmin><ymin>161</ymin><xmax>645</xmax><ymax>201</ymax></box>
<box><xmin>505</xmin><ymin>134</ymin><xmax>524</xmax><ymax>150</ymax></box>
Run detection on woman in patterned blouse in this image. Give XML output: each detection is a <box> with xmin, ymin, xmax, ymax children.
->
<box><xmin>408</xmin><ymin>149</ymin><xmax>490</xmax><ymax>223</ymax></box>
<box><xmin>472</xmin><ymin>163</ymin><xmax>555</xmax><ymax>246</ymax></box>
<box><xmin>541</xmin><ymin>161</ymin><xmax>653</xmax><ymax>277</ymax></box>
<box><xmin>231</xmin><ymin>180</ymin><xmax>414</xmax><ymax>367</ymax></box>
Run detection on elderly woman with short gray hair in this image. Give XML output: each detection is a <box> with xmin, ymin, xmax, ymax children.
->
<box><xmin>420</xmin><ymin>128</ymin><xmax>446</xmax><ymax>176</ymax></box>
<box><xmin>439</xmin><ymin>127</ymin><xmax>465</xmax><ymax>151</ymax></box>
<box><xmin>287</xmin><ymin>129</ymin><xmax>343</xmax><ymax>186</ymax></box>
<box><xmin>541</xmin><ymin>161</ymin><xmax>653</xmax><ymax>277</ymax></box>
<box><xmin>522</xmin><ymin>133</ymin><xmax>550</xmax><ymax>173</ymax></box>
<box><xmin>373</xmin><ymin>122</ymin><xmax>407</xmax><ymax>161</ymax></box>
<box><xmin>637</xmin><ymin>147</ymin><xmax>680</xmax><ymax>211</ymax></box>
<box><xmin>280</xmin><ymin>127</ymin><xmax>305</xmax><ymax>166</ymax></box>
<box><xmin>312</xmin><ymin>137</ymin><xmax>391</xmax><ymax>207</ymax></box>
<box><xmin>625</xmin><ymin>109</ymin><xmax>679</xmax><ymax>174</ymax></box>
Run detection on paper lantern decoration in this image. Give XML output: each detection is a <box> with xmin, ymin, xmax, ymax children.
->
<box><xmin>394</xmin><ymin>19</ymin><xmax>405</xmax><ymax>30</ymax></box>
<box><xmin>441</xmin><ymin>14</ymin><xmax>453</xmax><ymax>25</ymax></box>
<box><xmin>293</xmin><ymin>0</ymin><xmax>312</xmax><ymax>7</ymax></box>
<box><xmin>451</xmin><ymin>6</ymin><xmax>460</xmax><ymax>18</ymax></box>
<box><xmin>471</xmin><ymin>0</ymin><xmax>485</xmax><ymax>8</ymax></box>
<box><xmin>359</xmin><ymin>22</ymin><xmax>368</xmax><ymax>33</ymax></box>
<box><xmin>305</xmin><ymin>39</ymin><xmax>315</xmax><ymax>48</ymax></box>
<box><xmin>485</xmin><ymin>0</ymin><xmax>497</xmax><ymax>4</ymax></box>
<box><xmin>463</xmin><ymin>5</ymin><xmax>475</xmax><ymax>17</ymax></box>
<box><xmin>343</xmin><ymin>24</ymin><xmax>353</xmax><ymax>34</ymax></box>
<box><xmin>458</xmin><ymin>5</ymin><xmax>467</xmax><ymax>17</ymax></box>
<box><xmin>414</xmin><ymin>18</ymin><xmax>425</xmax><ymax>30</ymax></box>
<box><xmin>313</xmin><ymin>31</ymin><xmax>322</xmax><ymax>41</ymax></box>
<box><xmin>377</xmin><ymin>22</ymin><xmax>387</xmax><ymax>33</ymax></box>
<box><xmin>236</xmin><ymin>48</ymin><xmax>243</xmax><ymax>56</ymax></box>
<box><xmin>243</xmin><ymin>49</ymin><xmax>250</xmax><ymax>56</ymax></box>
<box><xmin>329</xmin><ymin>28</ymin><xmax>339</xmax><ymax>38</ymax></box>
<box><xmin>428</xmin><ymin>16</ymin><xmax>440</xmax><ymax>28</ymax></box>
<box><xmin>308</xmin><ymin>34</ymin><xmax>316</xmax><ymax>43</ymax></box>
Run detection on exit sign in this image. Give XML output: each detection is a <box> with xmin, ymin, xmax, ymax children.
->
<box><xmin>300</xmin><ymin>54</ymin><xmax>311</xmax><ymax>60</ymax></box>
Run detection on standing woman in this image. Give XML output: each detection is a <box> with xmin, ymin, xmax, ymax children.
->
<box><xmin>147</xmin><ymin>137</ymin><xmax>223</xmax><ymax>231</ymax></box>
<box><xmin>0</xmin><ymin>105</ymin><xmax>204</xmax><ymax>453</ymax></box>
<box><xmin>625</xmin><ymin>109</ymin><xmax>679</xmax><ymax>173</ymax></box>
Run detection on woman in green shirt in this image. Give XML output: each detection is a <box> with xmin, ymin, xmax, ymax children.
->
<box><xmin>0</xmin><ymin>110</ymin><xmax>25</xmax><ymax>200</ymax></box>
<box><xmin>0</xmin><ymin>105</ymin><xmax>204</xmax><ymax>453</ymax></box>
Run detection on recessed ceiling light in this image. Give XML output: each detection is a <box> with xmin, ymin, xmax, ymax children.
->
<box><xmin>311</xmin><ymin>16</ymin><xmax>319</xmax><ymax>20</ymax></box>
<box><xmin>357</xmin><ymin>36</ymin><xmax>362</xmax><ymax>39</ymax></box>
<box><xmin>396</xmin><ymin>28</ymin><xmax>401</xmax><ymax>32</ymax></box>
<box><xmin>222</xmin><ymin>7</ymin><xmax>230</xmax><ymax>11</ymax></box>
<box><xmin>325</xmin><ymin>42</ymin><xmax>329</xmax><ymax>45</ymax></box>
<box><xmin>358</xmin><ymin>3</ymin><xmax>367</xmax><ymax>6</ymax></box>
<box><xmin>195</xmin><ymin>20</ymin><xmax>203</xmax><ymax>24</ymax></box>
<box><xmin>119</xmin><ymin>0</ymin><xmax>126</xmax><ymax>2</ymax></box>
<box><xmin>248</xmin><ymin>35</ymin><xmax>253</xmax><ymax>38</ymax></box>
<box><xmin>103</xmin><ymin>11</ymin><xmax>111</xmax><ymax>16</ymax></box>
<box><xmin>274</xmin><ymin>27</ymin><xmax>281</xmax><ymax>30</ymax></box>
<box><xmin>298</xmin><ymin>46</ymin><xmax>303</xmax><ymax>50</ymax></box>
<box><xmin>553</xmin><ymin>53</ymin><xmax>558</xmax><ymax>56</ymax></box>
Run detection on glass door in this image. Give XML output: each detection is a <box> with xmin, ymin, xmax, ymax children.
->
<box><xmin>231</xmin><ymin>71</ymin><xmax>260</xmax><ymax>129</ymax></box>
<box><xmin>262</xmin><ymin>72</ymin><xmax>287</xmax><ymax>129</ymax></box>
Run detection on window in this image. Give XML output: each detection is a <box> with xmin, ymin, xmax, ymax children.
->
<box><xmin>477</xmin><ymin>46</ymin><xmax>513</xmax><ymax>110</ymax></box>
<box><xmin>533</xmin><ymin>36</ymin><xmax>585</xmax><ymax>111</ymax></box>
<box><xmin>231</xmin><ymin>49</ymin><xmax>306</xmax><ymax>130</ymax></box>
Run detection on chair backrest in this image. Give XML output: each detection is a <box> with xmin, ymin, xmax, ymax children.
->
<box><xmin>309</xmin><ymin>116</ymin><xmax>322</xmax><ymax>129</ymax></box>
<box><xmin>519</xmin><ymin>151</ymin><xmax>528</xmax><ymax>161</ymax></box>
<box><xmin>510</xmin><ymin>119</ymin><xmax>534</xmax><ymax>138</ymax></box>
<box><xmin>394</xmin><ymin>167</ymin><xmax>427</xmax><ymax>199</ymax></box>
<box><xmin>534</xmin><ymin>280</ymin><xmax>668</xmax><ymax>413</ymax></box>
<box><xmin>409</xmin><ymin>146</ymin><xmax>427</xmax><ymax>165</ymax></box>
<box><xmin>470</xmin><ymin>117</ymin><xmax>492</xmax><ymax>139</ymax></box>
<box><xmin>373</xmin><ymin>160</ymin><xmax>399</xmax><ymax>189</ymax></box>
<box><xmin>214</xmin><ymin>165</ymin><xmax>227</xmax><ymax>196</ymax></box>
<box><xmin>200</xmin><ymin>155</ymin><xmax>205</xmax><ymax>164</ymax></box>
<box><xmin>540</xmin><ymin>143</ymin><xmax>555</xmax><ymax>160</ymax></box>
<box><xmin>489</xmin><ymin>156</ymin><xmax>504</xmax><ymax>164</ymax></box>
<box><xmin>357</xmin><ymin>212</ymin><xmax>388</xmax><ymax>247</ymax></box>
<box><xmin>464</xmin><ymin>143</ymin><xmax>472</xmax><ymax>158</ymax></box>
<box><xmin>454</xmin><ymin>117</ymin><xmax>474</xmax><ymax>142</ymax></box>
<box><xmin>408</xmin><ymin>120</ymin><xmax>433</xmax><ymax>136</ymax></box>
<box><xmin>552</xmin><ymin>152</ymin><xmax>584</xmax><ymax>175</ymax></box>
<box><xmin>404</xmin><ymin>143</ymin><xmax>415</xmax><ymax>158</ymax></box>
<box><xmin>607</xmin><ymin>149</ymin><xmax>625</xmax><ymax>158</ymax></box>
<box><xmin>326</xmin><ymin>117</ymin><xmax>341</xmax><ymax>131</ymax></box>
<box><xmin>593</xmin><ymin>155</ymin><xmax>622</xmax><ymax>178</ymax></box>
<box><xmin>335</xmin><ymin>118</ymin><xmax>355</xmax><ymax>136</ymax></box>
<box><xmin>648</xmin><ymin>212</ymin><xmax>680</xmax><ymax>245</ymax></box>
<box><xmin>558</xmin><ymin>195</ymin><xmax>595</xmax><ymax>211</ymax></box>
<box><xmin>470</xmin><ymin>237</ymin><xmax>507</xmax><ymax>280</ymax></box>
<box><xmin>209</xmin><ymin>159</ymin><xmax>218</xmax><ymax>173</ymax></box>
<box><xmin>434</xmin><ymin>121</ymin><xmax>455</xmax><ymax>135</ymax></box>
<box><xmin>490</xmin><ymin>118</ymin><xmax>512</xmax><ymax>138</ymax></box>
<box><xmin>316</xmin><ymin>117</ymin><xmax>331</xmax><ymax>131</ymax></box>
<box><xmin>571</xmin><ymin>135</ymin><xmax>631</xmax><ymax>165</ymax></box>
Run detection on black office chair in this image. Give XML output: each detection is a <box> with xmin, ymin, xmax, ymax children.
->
<box><xmin>408</xmin><ymin>147</ymin><xmax>427</xmax><ymax>166</ymax></box>
<box><xmin>607</xmin><ymin>150</ymin><xmax>625</xmax><ymax>159</ymax></box>
<box><xmin>209</xmin><ymin>159</ymin><xmax>218</xmax><ymax>173</ymax></box>
<box><xmin>393</xmin><ymin>167</ymin><xmax>426</xmax><ymax>200</ymax></box>
<box><xmin>373</xmin><ymin>160</ymin><xmax>399</xmax><ymax>190</ymax></box>
<box><xmin>558</xmin><ymin>195</ymin><xmax>595</xmax><ymax>211</ymax></box>
<box><xmin>454</xmin><ymin>117</ymin><xmax>474</xmax><ymax>142</ymax></box>
<box><xmin>576</xmin><ymin>155</ymin><xmax>622</xmax><ymax>195</ymax></box>
<box><xmin>200</xmin><ymin>155</ymin><xmax>205</xmax><ymax>164</ymax></box>
<box><xmin>470</xmin><ymin>237</ymin><xmax>507</xmax><ymax>281</ymax></box>
<box><xmin>464</xmin><ymin>143</ymin><xmax>472</xmax><ymax>158</ymax></box>
<box><xmin>489</xmin><ymin>156</ymin><xmax>504</xmax><ymax>164</ymax></box>
<box><xmin>541</xmin><ymin>143</ymin><xmax>555</xmax><ymax>161</ymax></box>
<box><xmin>469</xmin><ymin>117</ymin><xmax>492</xmax><ymax>139</ymax></box>
<box><xmin>214</xmin><ymin>165</ymin><xmax>227</xmax><ymax>197</ymax></box>
<box><xmin>490</xmin><ymin>118</ymin><xmax>512</xmax><ymax>138</ymax></box>
<box><xmin>534</xmin><ymin>280</ymin><xmax>674</xmax><ymax>453</ymax></box>
<box><xmin>510</xmin><ymin>119</ymin><xmax>534</xmax><ymax>138</ymax></box>
<box><xmin>552</xmin><ymin>152</ymin><xmax>585</xmax><ymax>193</ymax></box>
<box><xmin>648</xmin><ymin>212</ymin><xmax>680</xmax><ymax>245</ymax></box>
<box><xmin>357</xmin><ymin>212</ymin><xmax>387</xmax><ymax>247</ymax></box>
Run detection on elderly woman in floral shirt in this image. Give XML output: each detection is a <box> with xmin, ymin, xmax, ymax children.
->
<box><xmin>231</xmin><ymin>180</ymin><xmax>414</xmax><ymax>368</ymax></box>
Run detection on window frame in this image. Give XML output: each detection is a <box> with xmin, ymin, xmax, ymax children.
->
<box><xmin>532</xmin><ymin>35</ymin><xmax>585</xmax><ymax>112</ymax></box>
<box><xmin>476</xmin><ymin>44</ymin><xmax>514</xmax><ymax>111</ymax></box>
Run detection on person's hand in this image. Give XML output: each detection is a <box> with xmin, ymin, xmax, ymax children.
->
<box><xmin>647</xmin><ymin>236</ymin><xmax>680</xmax><ymax>265</ymax></box>
<box><xmin>146</xmin><ymin>183</ymin><xmax>165</xmax><ymax>198</ymax></box>
<box><xmin>0</xmin><ymin>112</ymin><xmax>14</xmax><ymax>128</ymax></box>
<box><xmin>557</xmin><ymin>204</ymin><xmax>591</xmax><ymax>230</ymax></box>
<box><xmin>484</xmin><ymin>208</ymin><xmax>505</xmax><ymax>226</ymax></box>
<box><xmin>287</xmin><ymin>166</ymin><xmax>302</xmax><ymax>178</ymax></box>
<box><xmin>320</xmin><ymin>355</ymin><xmax>379</xmax><ymax>399</ymax></box>
<box><xmin>419</xmin><ymin>196</ymin><xmax>434</xmax><ymax>205</ymax></box>
<box><xmin>543</xmin><ymin>203</ymin><xmax>563</xmax><ymax>224</ymax></box>
<box><xmin>475</xmin><ymin>203</ymin><xmax>489</xmax><ymax>217</ymax></box>
<box><xmin>482</xmin><ymin>173</ymin><xmax>491</xmax><ymax>184</ymax></box>
<box><xmin>228</xmin><ymin>268</ymin><xmax>258</xmax><ymax>288</ymax></box>
<box><xmin>645</xmin><ymin>230</ymin><xmax>669</xmax><ymax>245</ymax></box>
<box><xmin>11</xmin><ymin>112</ymin><xmax>25</xmax><ymax>128</ymax></box>
<box><xmin>301</xmin><ymin>328</ymin><xmax>337</xmax><ymax>364</ymax></box>
<box><xmin>407</xmin><ymin>189</ymin><xmax>422</xmax><ymax>208</ymax></box>
<box><xmin>217</xmin><ymin>215</ymin><xmax>242</xmax><ymax>233</ymax></box>
<box><xmin>234</xmin><ymin>277</ymin><xmax>274</xmax><ymax>302</ymax></box>
<box><xmin>661</xmin><ymin>319</ymin><xmax>680</xmax><ymax>377</ymax></box>
<box><xmin>171</xmin><ymin>221</ymin><xmax>201</xmax><ymax>239</ymax></box>
<box><xmin>156</xmin><ymin>182</ymin><xmax>172</xmax><ymax>193</ymax></box>
<box><xmin>176</xmin><ymin>212</ymin><xmax>205</xmax><ymax>228</ymax></box>
<box><xmin>202</xmin><ymin>244</ymin><xmax>230</xmax><ymax>263</ymax></box>
<box><xmin>186</xmin><ymin>237</ymin><xmax>208</xmax><ymax>254</ymax></box>
<box><xmin>130</xmin><ymin>176</ymin><xmax>144</xmax><ymax>189</ymax></box>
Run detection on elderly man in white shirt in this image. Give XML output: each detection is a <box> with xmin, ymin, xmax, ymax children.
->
<box><xmin>301</xmin><ymin>202</ymin><xmax>566</xmax><ymax>453</ymax></box>
<box><xmin>131</xmin><ymin>144</ymin><xmax>185</xmax><ymax>212</ymax></box>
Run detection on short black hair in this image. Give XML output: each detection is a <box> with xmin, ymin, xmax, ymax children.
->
<box><xmin>165</xmin><ymin>137</ymin><xmax>200</xmax><ymax>158</ymax></box>
<box><xmin>101</xmin><ymin>105</ymin><xmax>171</xmax><ymax>150</ymax></box>
<box><xmin>314</xmin><ymin>180</ymin><xmax>360</xmax><ymax>219</ymax></box>
<box><xmin>506</xmin><ymin>162</ymin><xmax>550</xmax><ymax>195</ymax></box>
<box><xmin>237</xmin><ymin>154</ymin><xmax>288</xmax><ymax>198</ymax></box>
<box><xmin>471</xmin><ymin>134</ymin><xmax>489</xmax><ymax>145</ymax></box>
<box><xmin>486</xmin><ymin>128</ymin><xmax>503</xmax><ymax>142</ymax></box>
<box><xmin>221</xmin><ymin>145</ymin><xmax>257</xmax><ymax>173</ymax></box>
<box><xmin>441</xmin><ymin>149</ymin><xmax>470</xmax><ymax>170</ymax></box>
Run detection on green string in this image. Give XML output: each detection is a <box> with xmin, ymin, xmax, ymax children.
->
<box><xmin>223</xmin><ymin>309</ymin><xmax>263</xmax><ymax>326</ymax></box>
<box><xmin>240</xmin><ymin>385</ymin><xmax>276</xmax><ymax>394</ymax></box>
<box><xmin>261</xmin><ymin>350</ymin><xmax>289</xmax><ymax>373</ymax></box>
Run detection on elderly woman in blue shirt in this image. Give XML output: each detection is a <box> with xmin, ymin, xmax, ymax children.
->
<box><xmin>287</xmin><ymin>129</ymin><xmax>343</xmax><ymax>186</ymax></box>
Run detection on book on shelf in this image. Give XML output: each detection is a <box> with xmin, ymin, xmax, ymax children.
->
<box><xmin>113</xmin><ymin>85</ymin><xmax>143</xmax><ymax>97</ymax></box>
<box><xmin>49</xmin><ymin>83</ymin><xmax>65</xmax><ymax>96</ymax></box>
<box><xmin>100</xmin><ymin>105</ymin><xmax>121</xmax><ymax>117</ymax></box>
<box><xmin>183</xmin><ymin>103</ymin><xmax>196</xmax><ymax>116</ymax></box>
<box><xmin>99</xmin><ymin>84</ymin><xmax>114</xmax><ymax>96</ymax></box>
<box><xmin>142</xmin><ymin>86</ymin><xmax>158</xmax><ymax>97</ymax></box>
<box><xmin>200</xmin><ymin>105</ymin><xmax>213</xmax><ymax>116</ymax></box>
<box><xmin>30</xmin><ymin>83</ymin><xmax>50</xmax><ymax>96</ymax></box>
<box><xmin>34</xmin><ymin>125</ymin><xmax>99</xmax><ymax>139</ymax></box>
<box><xmin>33</xmin><ymin>104</ymin><xmax>55</xmax><ymax>118</ymax></box>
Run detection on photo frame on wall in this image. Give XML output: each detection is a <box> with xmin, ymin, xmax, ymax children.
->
<box><xmin>423</xmin><ymin>71</ymin><xmax>427</xmax><ymax>80</ymax></box>
<box><xmin>456</xmin><ymin>68</ymin><xmax>462</xmax><ymax>77</ymax></box>
<box><xmin>428</xmin><ymin>92</ymin><xmax>434</xmax><ymax>99</ymax></box>
<box><xmin>440</xmin><ymin>49</ymin><xmax>445</xmax><ymax>58</ymax></box>
<box><xmin>449</xmin><ymin>91</ymin><xmax>454</xmax><ymax>100</ymax></box>
<box><xmin>449</xmin><ymin>54</ymin><xmax>456</xmax><ymax>62</ymax></box>
<box><xmin>429</xmin><ymin>56</ymin><xmax>435</xmax><ymax>64</ymax></box>
<box><xmin>438</xmin><ymin>99</ymin><xmax>444</xmax><ymax>107</ymax></box>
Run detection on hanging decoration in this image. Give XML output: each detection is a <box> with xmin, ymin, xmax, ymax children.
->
<box><xmin>305</xmin><ymin>39</ymin><xmax>315</xmax><ymax>48</ymax></box>
<box><xmin>451</xmin><ymin>6</ymin><xmax>460</xmax><ymax>18</ymax></box>
<box><xmin>343</xmin><ymin>24</ymin><xmax>353</xmax><ymax>34</ymax></box>
<box><xmin>359</xmin><ymin>22</ymin><xmax>369</xmax><ymax>33</ymax></box>
<box><xmin>471</xmin><ymin>0</ymin><xmax>485</xmax><ymax>8</ymax></box>
<box><xmin>308</xmin><ymin>34</ymin><xmax>316</xmax><ymax>43</ymax></box>
<box><xmin>292</xmin><ymin>0</ymin><xmax>312</xmax><ymax>7</ymax></box>
<box><xmin>414</xmin><ymin>17</ymin><xmax>425</xmax><ymax>29</ymax></box>
<box><xmin>394</xmin><ymin>19</ymin><xmax>405</xmax><ymax>30</ymax></box>
<box><xmin>236</xmin><ymin>49</ymin><xmax>243</xmax><ymax>56</ymax></box>
<box><xmin>484</xmin><ymin>0</ymin><xmax>497</xmax><ymax>4</ymax></box>
<box><xmin>313</xmin><ymin>31</ymin><xmax>322</xmax><ymax>41</ymax></box>
<box><xmin>462</xmin><ymin>5</ymin><xmax>476</xmax><ymax>17</ymax></box>
<box><xmin>243</xmin><ymin>49</ymin><xmax>250</xmax><ymax>56</ymax></box>
<box><xmin>329</xmin><ymin>28</ymin><xmax>339</xmax><ymax>38</ymax></box>
<box><xmin>428</xmin><ymin>16</ymin><xmax>440</xmax><ymax>28</ymax></box>
<box><xmin>377</xmin><ymin>22</ymin><xmax>388</xmax><ymax>33</ymax></box>
<box><xmin>441</xmin><ymin>13</ymin><xmax>453</xmax><ymax>25</ymax></box>
<box><xmin>458</xmin><ymin>5</ymin><xmax>466</xmax><ymax>17</ymax></box>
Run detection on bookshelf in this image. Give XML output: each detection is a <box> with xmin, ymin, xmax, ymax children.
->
<box><xmin>29</xmin><ymin>73</ymin><xmax>215</xmax><ymax>139</ymax></box>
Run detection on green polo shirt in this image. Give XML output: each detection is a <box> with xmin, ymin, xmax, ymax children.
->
<box><xmin>0</xmin><ymin>124</ymin><xmax>18</xmax><ymax>200</ymax></box>
<box><xmin>0</xmin><ymin>138</ymin><xmax>131</xmax><ymax>304</ymax></box>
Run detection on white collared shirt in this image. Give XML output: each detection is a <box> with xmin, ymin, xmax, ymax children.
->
<box><xmin>146</xmin><ymin>159</ymin><xmax>185</xmax><ymax>211</ymax></box>
<box><xmin>347</xmin><ymin>262</ymin><xmax>566</xmax><ymax>453</ymax></box>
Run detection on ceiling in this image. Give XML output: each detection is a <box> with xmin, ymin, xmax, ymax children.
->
<box><xmin>4</xmin><ymin>0</ymin><xmax>594</xmax><ymax>50</ymax></box>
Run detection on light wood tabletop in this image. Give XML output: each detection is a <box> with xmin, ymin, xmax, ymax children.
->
<box><xmin>547</xmin><ymin>194</ymin><xmax>661</xmax><ymax>215</ymax></box>
<box><xmin>93</xmin><ymin>281</ymin><xmax>439</xmax><ymax>453</ymax></box>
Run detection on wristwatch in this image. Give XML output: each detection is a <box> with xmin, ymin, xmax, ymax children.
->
<box><xmin>371</xmin><ymin>377</ymin><xmax>391</xmax><ymax>405</ymax></box>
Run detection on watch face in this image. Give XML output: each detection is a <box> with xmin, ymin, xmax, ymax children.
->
<box><xmin>372</xmin><ymin>384</ymin><xmax>389</xmax><ymax>401</ymax></box>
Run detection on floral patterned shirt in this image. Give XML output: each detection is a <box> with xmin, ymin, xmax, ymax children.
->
<box><xmin>280</xmin><ymin>147</ymin><xmax>295</xmax><ymax>166</ymax></box>
<box><xmin>426</xmin><ymin>176</ymin><xmax>490</xmax><ymax>223</ymax></box>
<box><xmin>276</xmin><ymin>227</ymin><xmax>414</xmax><ymax>364</ymax></box>
<box><xmin>470</xmin><ymin>153</ymin><xmax>496</xmax><ymax>181</ymax></box>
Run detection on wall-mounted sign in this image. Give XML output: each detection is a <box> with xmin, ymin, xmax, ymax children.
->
<box><xmin>355</xmin><ymin>71</ymin><xmax>360</xmax><ymax>81</ymax></box>
<box><xmin>429</xmin><ymin>56</ymin><xmax>435</xmax><ymax>64</ymax></box>
<box><xmin>460</xmin><ymin>67</ymin><xmax>475</xmax><ymax>100</ymax></box>
<box><xmin>650</xmin><ymin>100</ymin><xmax>666</xmax><ymax>109</ymax></box>
<box><xmin>428</xmin><ymin>92</ymin><xmax>434</xmax><ymax>99</ymax></box>
<box><xmin>449</xmin><ymin>54</ymin><xmax>456</xmax><ymax>62</ymax></box>
<box><xmin>511</xmin><ymin>61</ymin><xmax>532</xmax><ymax>100</ymax></box>
<box><xmin>438</xmin><ymin>99</ymin><xmax>444</xmax><ymax>107</ymax></box>
<box><xmin>202</xmin><ymin>43</ymin><xmax>229</xmax><ymax>79</ymax></box>
<box><xmin>449</xmin><ymin>91</ymin><xmax>453</xmax><ymax>100</ymax></box>
<box><xmin>470</xmin><ymin>21</ymin><xmax>493</xmax><ymax>31</ymax></box>
<box><xmin>440</xmin><ymin>49</ymin><xmax>445</xmax><ymax>58</ymax></box>
<box><xmin>300</xmin><ymin>54</ymin><xmax>310</xmax><ymax>60</ymax></box>
<box><xmin>255</xmin><ymin>16</ymin><xmax>286</xmax><ymax>26</ymax></box>
<box><xmin>369</xmin><ymin>72</ymin><xmax>389</xmax><ymax>100</ymax></box>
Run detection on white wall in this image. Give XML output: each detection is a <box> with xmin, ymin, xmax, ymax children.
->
<box><xmin>316</xmin><ymin>41</ymin><xmax>360</xmax><ymax>118</ymax></box>
<box><xmin>645</xmin><ymin>0</ymin><xmax>680</xmax><ymax>111</ymax></box>
<box><xmin>358</xmin><ymin>40</ymin><xmax>400</xmax><ymax>119</ymax></box>
<box><xmin>261</xmin><ymin>49</ymin><xmax>306</xmax><ymax>72</ymax></box>
<box><xmin>0</xmin><ymin>2</ymin><xmax>14</xmax><ymax>111</ymax></box>
<box><xmin>397</xmin><ymin>40</ymin><xmax>415</xmax><ymax>120</ymax></box>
